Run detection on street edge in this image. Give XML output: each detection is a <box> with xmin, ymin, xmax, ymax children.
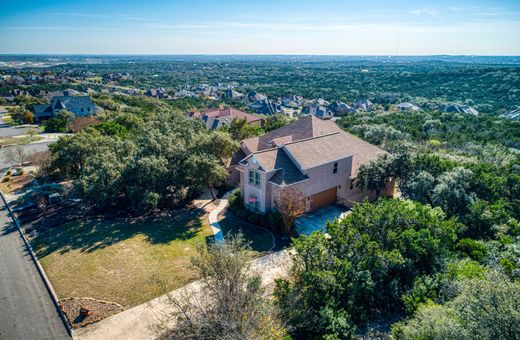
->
<box><xmin>0</xmin><ymin>172</ymin><xmax>75</xmax><ymax>338</ymax></box>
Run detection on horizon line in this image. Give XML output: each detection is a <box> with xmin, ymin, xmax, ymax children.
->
<box><xmin>1</xmin><ymin>53</ymin><xmax>519</xmax><ymax>57</ymax></box>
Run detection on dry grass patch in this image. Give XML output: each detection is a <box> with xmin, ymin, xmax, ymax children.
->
<box><xmin>31</xmin><ymin>210</ymin><xmax>213</xmax><ymax>308</ymax></box>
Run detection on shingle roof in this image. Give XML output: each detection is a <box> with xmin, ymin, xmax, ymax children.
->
<box><xmin>282</xmin><ymin>131</ymin><xmax>386</xmax><ymax>173</ymax></box>
<box><xmin>241</xmin><ymin>115</ymin><xmax>341</xmax><ymax>154</ymax></box>
<box><xmin>50</xmin><ymin>96</ymin><xmax>96</xmax><ymax>112</ymax></box>
<box><xmin>200</xmin><ymin>107</ymin><xmax>262</xmax><ymax>123</ymax></box>
<box><xmin>240</xmin><ymin>148</ymin><xmax>308</xmax><ymax>185</ymax></box>
<box><xmin>239</xmin><ymin>116</ymin><xmax>387</xmax><ymax>185</ymax></box>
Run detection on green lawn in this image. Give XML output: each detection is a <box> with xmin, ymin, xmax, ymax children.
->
<box><xmin>31</xmin><ymin>210</ymin><xmax>213</xmax><ymax>307</ymax></box>
<box><xmin>218</xmin><ymin>214</ymin><xmax>275</xmax><ymax>253</ymax></box>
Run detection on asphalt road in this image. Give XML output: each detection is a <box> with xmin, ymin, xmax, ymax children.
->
<box><xmin>0</xmin><ymin>200</ymin><xmax>70</xmax><ymax>339</ymax></box>
<box><xmin>0</xmin><ymin>125</ymin><xmax>37</xmax><ymax>138</ymax></box>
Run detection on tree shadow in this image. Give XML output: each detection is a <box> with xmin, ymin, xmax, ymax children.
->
<box><xmin>31</xmin><ymin>208</ymin><xmax>206</xmax><ymax>258</ymax></box>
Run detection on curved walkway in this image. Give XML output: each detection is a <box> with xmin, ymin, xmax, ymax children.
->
<box><xmin>208</xmin><ymin>189</ymin><xmax>237</xmax><ymax>243</ymax></box>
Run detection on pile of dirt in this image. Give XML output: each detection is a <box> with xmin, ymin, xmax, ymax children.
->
<box><xmin>60</xmin><ymin>298</ymin><xmax>124</xmax><ymax>329</ymax></box>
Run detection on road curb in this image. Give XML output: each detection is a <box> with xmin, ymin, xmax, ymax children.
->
<box><xmin>0</xmin><ymin>180</ymin><xmax>75</xmax><ymax>338</ymax></box>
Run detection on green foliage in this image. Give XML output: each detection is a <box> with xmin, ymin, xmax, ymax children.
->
<box><xmin>44</xmin><ymin>110</ymin><xmax>73</xmax><ymax>133</ymax></box>
<box><xmin>431</xmin><ymin>167</ymin><xmax>476</xmax><ymax>217</ymax></box>
<box><xmin>455</xmin><ymin>238</ymin><xmax>489</xmax><ymax>262</ymax></box>
<box><xmin>275</xmin><ymin>199</ymin><xmax>460</xmax><ymax>337</ymax></box>
<box><xmin>94</xmin><ymin>121</ymin><xmax>128</xmax><ymax>139</ymax></box>
<box><xmin>224</xmin><ymin>118</ymin><xmax>262</xmax><ymax>140</ymax></box>
<box><xmin>393</xmin><ymin>272</ymin><xmax>520</xmax><ymax>340</ymax></box>
<box><xmin>49</xmin><ymin>110</ymin><xmax>238</xmax><ymax>213</ymax></box>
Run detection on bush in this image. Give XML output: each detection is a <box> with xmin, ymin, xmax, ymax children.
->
<box><xmin>247</xmin><ymin>213</ymin><xmax>261</xmax><ymax>225</ymax></box>
<box><xmin>5</xmin><ymin>170</ymin><xmax>11</xmax><ymax>176</ymax></box>
<box><xmin>228</xmin><ymin>189</ymin><xmax>242</xmax><ymax>213</ymax></box>
<box><xmin>267</xmin><ymin>211</ymin><xmax>283</xmax><ymax>231</ymax></box>
<box><xmin>455</xmin><ymin>238</ymin><xmax>489</xmax><ymax>262</ymax></box>
<box><xmin>236</xmin><ymin>208</ymin><xmax>251</xmax><ymax>220</ymax></box>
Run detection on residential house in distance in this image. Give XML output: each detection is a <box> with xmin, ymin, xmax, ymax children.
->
<box><xmin>500</xmin><ymin>107</ymin><xmax>520</xmax><ymax>120</ymax></box>
<box><xmin>174</xmin><ymin>89</ymin><xmax>197</xmax><ymax>98</ymax></box>
<box><xmin>353</xmin><ymin>98</ymin><xmax>374</xmax><ymax>111</ymax></box>
<box><xmin>248</xmin><ymin>98</ymin><xmax>283</xmax><ymax>115</ymax></box>
<box><xmin>302</xmin><ymin>105</ymin><xmax>333</xmax><ymax>120</ymax></box>
<box><xmin>232</xmin><ymin>116</ymin><xmax>394</xmax><ymax>212</ymax></box>
<box><xmin>187</xmin><ymin>106</ymin><xmax>263</xmax><ymax>130</ymax></box>
<box><xmin>33</xmin><ymin>95</ymin><xmax>97</xmax><ymax>122</ymax></box>
<box><xmin>200</xmin><ymin>86</ymin><xmax>219</xmax><ymax>98</ymax></box>
<box><xmin>395</xmin><ymin>102</ymin><xmax>420</xmax><ymax>112</ymax></box>
<box><xmin>245</xmin><ymin>91</ymin><xmax>267</xmax><ymax>102</ymax></box>
<box><xmin>328</xmin><ymin>101</ymin><xmax>355</xmax><ymax>116</ymax></box>
<box><xmin>443</xmin><ymin>104</ymin><xmax>479</xmax><ymax>116</ymax></box>
<box><xmin>145</xmin><ymin>88</ymin><xmax>170</xmax><ymax>99</ymax></box>
<box><xmin>281</xmin><ymin>95</ymin><xmax>304</xmax><ymax>108</ymax></box>
<box><xmin>222</xmin><ymin>89</ymin><xmax>245</xmax><ymax>100</ymax></box>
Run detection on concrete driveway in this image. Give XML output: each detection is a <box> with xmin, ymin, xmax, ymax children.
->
<box><xmin>294</xmin><ymin>205</ymin><xmax>350</xmax><ymax>236</ymax></box>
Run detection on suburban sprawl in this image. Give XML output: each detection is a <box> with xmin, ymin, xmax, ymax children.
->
<box><xmin>0</xmin><ymin>55</ymin><xmax>519</xmax><ymax>339</ymax></box>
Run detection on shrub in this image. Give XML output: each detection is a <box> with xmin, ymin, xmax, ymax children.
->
<box><xmin>267</xmin><ymin>211</ymin><xmax>283</xmax><ymax>231</ymax></box>
<box><xmin>228</xmin><ymin>189</ymin><xmax>242</xmax><ymax>213</ymax></box>
<box><xmin>247</xmin><ymin>213</ymin><xmax>261</xmax><ymax>225</ymax></box>
<box><xmin>455</xmin><ymin>238</ymin><xmax>489</xmax><ymax>262</ymax></box>
<box><xmin>237</xmin><ymin>208</ymin><xmax>251</xmax><ymax>220</ymax></box>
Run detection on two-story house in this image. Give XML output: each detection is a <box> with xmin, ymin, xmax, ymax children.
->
<box><xmin>232</xmin><ymin>116</ymin><xmax>394</xmax><ymax>213</ymax></box>
<box><xmin>32</xmin><ymin>95</ymin><xmax>97</xmax><ymax>122</ymax></box>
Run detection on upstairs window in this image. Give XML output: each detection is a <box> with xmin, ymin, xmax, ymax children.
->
<box><xmin>248</xmin><ymin>170</ymin><xmax>260</xmax><ymax>186</ymax></box>
<box><xmin>333</xmin><ymin>162</ymin><xmax>338</xmax><ymax>174</ymax></box>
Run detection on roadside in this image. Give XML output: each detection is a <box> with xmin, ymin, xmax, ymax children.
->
<box><xmin>0</xmin><ymin>190</ymin><xmax>70</xmax><ymax>339</ymax></box>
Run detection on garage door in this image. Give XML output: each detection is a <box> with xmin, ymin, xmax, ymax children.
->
<box><xmin>310</xmin><ymin>187</ymin><xmax>337</xmax><ymax>212</ymax></box>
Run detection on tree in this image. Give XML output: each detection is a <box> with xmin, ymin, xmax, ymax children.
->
<box><xmin>356</xmin><ymin>152</ymin><xmax>412</xmax><ymax>195</ymax></box>
<box><xmin>225</xmin><ymin>118</ymin><xmax>261</xmax><ymax>140</ymax></box>
<box><xmin>400</xmin><ymin>170</ymin><xmax>436</xmax><ymax>204</ymax></box>
<box><xmin>275</xmin><ymin>199</ymin><xmax>460</xmax><ymax>338</ymax></box>
<box><xmin>392</xmin><ymin>272</ymin><xmax>520</xmax><ymax>339</ymax></box>
<box><xmin>431</xmin><ymin>167</ymin><xmax>475</xmax><ymax>217</ymax></box>
<box><xmin>275</xmin><ymin>186</ymin><xmax>306</xmax><ymax>235</ymax></box>
<box><xmin>22</xmin><ymin>111</ymin><xmax>35</xmax><ymax>124</ymax></box>
<box><xmin>160</xmin><ymin>234</ymin><xmax>285</xmax><ymax>339</ymax></box>
<box><xmin>2</xmin><ymin>146</ymin><xmax>29</xmax><ymax>166</ymax></box>
<box><xmin>45</xmin><ymin>110</ymin><xmax>73</xmax><ymax>133</ymax></box>
<box><xmin>27</xmin><ymin>129</ymin><xmax>38</xmax><ymax>142</ymax></box>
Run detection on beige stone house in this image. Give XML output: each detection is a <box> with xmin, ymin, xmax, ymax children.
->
<box><xmin>231</xmin><ymin>116</ymin><xmax>394</xmax><ymax>213</ymax></box>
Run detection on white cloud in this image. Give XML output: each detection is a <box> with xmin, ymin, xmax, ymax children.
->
<box><xmin>409</xmin><ymin>9</ymin><xmax>439</xmax><ymax>16</ymax></box>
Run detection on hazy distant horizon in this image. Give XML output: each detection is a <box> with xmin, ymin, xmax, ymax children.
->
<box><xmin>1</xmin><ymin>0</ymin><xmax>519</xmax><ymax>55</ymax></box>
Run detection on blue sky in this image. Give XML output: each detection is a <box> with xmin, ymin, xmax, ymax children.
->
<box><xmin>1</xmin><ymin>0</ymin><xmax>519</xmax><ymax>55</ymax></box>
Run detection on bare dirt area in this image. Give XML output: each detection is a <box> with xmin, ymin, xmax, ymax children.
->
<box><xmin>60</xmin><ymin>298</ymin><xmax>124</xmax><ymax>329</ymax></box>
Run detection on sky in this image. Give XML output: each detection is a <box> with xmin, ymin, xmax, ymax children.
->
<box><xmin>1</xmin><ymin>0</ymin><xmax>519</xmax><ymax>55</ymax></box>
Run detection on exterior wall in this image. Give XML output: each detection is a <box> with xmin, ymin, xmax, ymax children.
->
<box><xmin>53</xmin><ymin>107</ymin><xmax>95</xmax><ymax>117</ymax></box>
<box><xmin>240</xmin><ymin>160</ymin><xmax>276</xmax><ymax>213</ymax></box>
<box><xmin>269</xmin><ymin>156</ymin><xmax>352</xmax><ymax>212</ymax></box>
<box><xmin>226</xmin><ymin>166</ymin><xmax>240</xmax><ymax>186</ymax></box>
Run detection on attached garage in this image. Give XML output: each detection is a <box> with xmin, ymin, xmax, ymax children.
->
<box><xmin>310</xmin><ymin>187</ymin><xmax>337</xmax><ymax>212</ymax></box>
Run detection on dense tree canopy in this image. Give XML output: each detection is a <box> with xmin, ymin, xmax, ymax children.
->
<box><xmin>275</xmin><ymin>199</ymin><xmax>460</xmax><ymax>338</ymax></box>
<box><xmin>49</xmin><ymin>105</ymin><xmax>238</xmax><ymax>213</ymax></box>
